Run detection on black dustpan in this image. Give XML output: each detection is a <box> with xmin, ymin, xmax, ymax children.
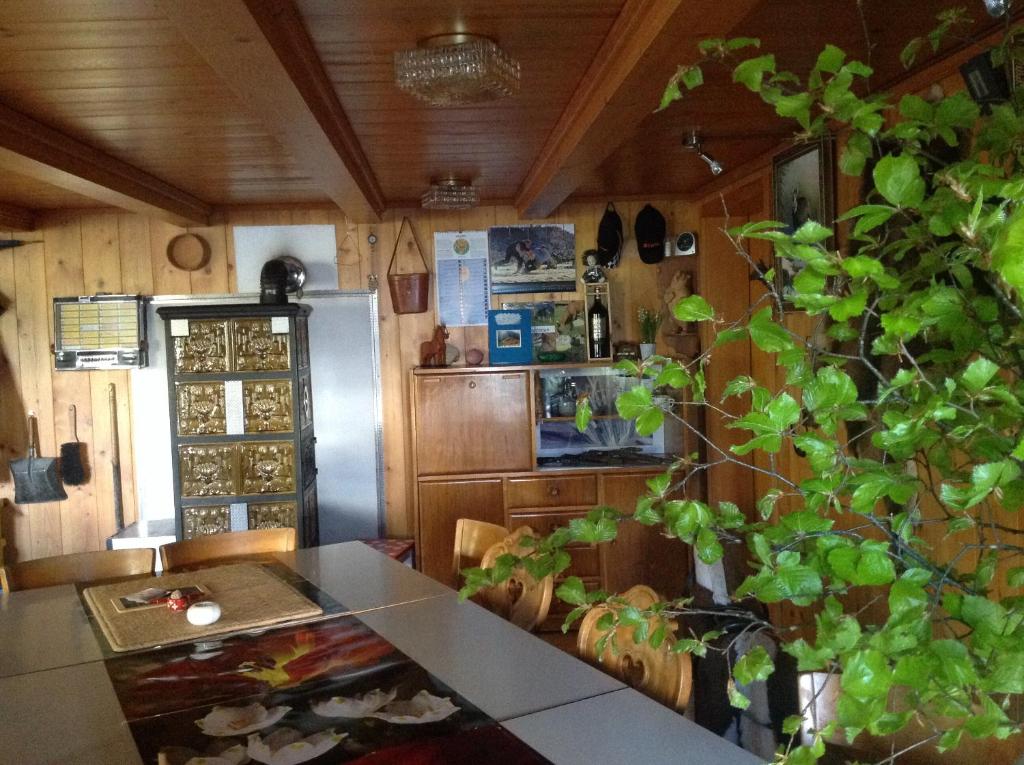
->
<box><xmin>11</xmin><ymin>412</ymin><xmax>67</xmax><ymax>504</ymax></box>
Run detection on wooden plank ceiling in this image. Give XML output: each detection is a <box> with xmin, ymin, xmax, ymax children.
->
<box><xmin>0</xmin><ymin>0</ymin><xmax>1003</xmax><ymax>226</ymax></box>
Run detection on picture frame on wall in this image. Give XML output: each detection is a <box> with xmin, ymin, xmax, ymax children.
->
<box><xmin>771</xmin><ymin>137</ymin><xmax>835</xmax><ymax>306</ymax></box>
<box><xmin>487</xmin><ymin>224</ymin><xmax>577</xmax><ymax>294</ymax></box>
<box><xmin>502</xmin><ymin>300</ymin><xmax>587</xmax><ymax>363</ymax></box>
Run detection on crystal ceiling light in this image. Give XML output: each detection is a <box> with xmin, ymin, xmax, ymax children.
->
<box><xmin>395</xmin><ymin>33</ymin><xmax>521</xmax><ymax>106</ymax></box>
<box><xmin>421</xmin><ymin>178</ymin><xmax>479</xmax><ymax>210</ymax></box>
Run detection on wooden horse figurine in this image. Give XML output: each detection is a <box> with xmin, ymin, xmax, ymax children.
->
<box><xmin>420</xmin><ymin>325</ymin><xmax>449</xmax><ymax>367</ymax></box>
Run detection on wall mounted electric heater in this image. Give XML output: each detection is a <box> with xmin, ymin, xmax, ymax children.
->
<box><xmin>53</xmin><ymin>294</ymin><xmax>148</xmax><ymax>370</ymax></box>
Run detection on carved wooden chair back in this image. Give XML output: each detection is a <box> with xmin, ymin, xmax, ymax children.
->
<box><xmin>452</xmin><ymin>518</ymin><xmax>509</xmax><ymax>584</ymax></box>
<box><xmin>159</xmin><ymin>528</ymin><xmax>297</xmax><ymax>573</ymax></box>
<box><xmin>478</xmin><ymin>526</ymin><xmax>553</xmax><ymax>632</ymax></box>
<box><xmin>0</xmin><ymin>548</ymin><xmax>155</xmax><ymax>592</ymax></box>
<box><xmin>577</xmin><ymin>584</ymin><xmax>692</xmax><ymax>711</ymax></box>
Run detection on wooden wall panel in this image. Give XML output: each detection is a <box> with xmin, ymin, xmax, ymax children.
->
<box><xmin>2</xmin><ymin>198</ymin><xmax>679</xmax><ymax>562</ymax></box>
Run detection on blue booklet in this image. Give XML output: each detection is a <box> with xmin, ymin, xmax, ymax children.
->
<box><xmin>488</xmin><ymin>308</ymin><xmax>533</xmax><ymax>365</ymax></box>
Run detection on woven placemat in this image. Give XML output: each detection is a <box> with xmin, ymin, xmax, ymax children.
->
<box><xmin>82</xmin><ymin>563</ymin><xmax>323</xmax><ymax>652</ymax></box>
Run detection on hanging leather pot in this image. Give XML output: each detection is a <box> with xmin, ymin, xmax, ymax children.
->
<box><xmin>387</xmin><ymin>217</ymin><xmax>430</xmax><ymax>314</ymax></box>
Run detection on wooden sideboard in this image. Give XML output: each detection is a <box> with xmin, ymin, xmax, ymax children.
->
<box><xmin>411</xmin><ymin>365</ymin><xmax>689</xmax><ymax>628</ymax></box>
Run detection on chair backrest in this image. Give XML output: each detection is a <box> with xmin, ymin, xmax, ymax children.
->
<box><xmin>159</xmin><ymin>528</ymin><xmax>297</xmax><ymax>572</ymax></box>
<box><xmin>0</xmin><ymin>548</ymin><xmax>155</xmax><ymax>592</ymax></box>
<box><xmin>478</xmin><ymin>526</ymin><xmax>553</xmax><ymax>632</ymax></box>
<box><xmin>577</xmin><ymin>584</ymin><xmax>692</xmax><ymax>711</ymax></box>
<box><xmin>452</xmin><ymin>518</ymin><xmax>508</xmax><ymax>582</ymax></box>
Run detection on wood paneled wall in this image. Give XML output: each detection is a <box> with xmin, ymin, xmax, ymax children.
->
<box><xmin>689</xmin><ymin>69</ymin><xmax>1024</xmax><ymax>625</ymax></box>
<box><xmin>0</xmin><ymin>199</ymin><xmax>694</xmax><ymax>563</ymax></box>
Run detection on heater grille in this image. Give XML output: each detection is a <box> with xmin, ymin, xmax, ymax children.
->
<box><xmin>53</xmin><ymin>294</ymin><xmax>147</xmax><ymax>370</ymax></box>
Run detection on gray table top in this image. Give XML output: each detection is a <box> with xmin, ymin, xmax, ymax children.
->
<box><xmin>0</xmin><ymin>541</ymin><xmax>760</xmax><ymax>765</ymax></box>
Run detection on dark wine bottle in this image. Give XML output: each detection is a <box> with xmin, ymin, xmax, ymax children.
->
<box><xmin>588</xmin><ymin>294</ymin><xmax>610</xmax><ymax>358</ymax></box>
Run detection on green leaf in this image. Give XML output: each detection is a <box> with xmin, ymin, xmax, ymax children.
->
<box><xmin>792</xmin><ymin>220</ymin><xmax>833</xmax><ymax>244</ymax></box>
<box><xmin>991</xmin><ymin>207</ymin><xmax>1024</xmax><ymax>293</ymax></box>
<box><xmin>899</xmin><ymin>93</ymin><xmax>934</xmax><ymax>122</ymax></box>
<box><xmin>1008</xmin><ymin>567</ymin><xmax>1024</xmax><ymax>588</ymax></box>
<box><xmin>635</xmin><ymin>405</ymin><xmax>665</xmax><ymax>436</ymax></box>
<box><xmin>783</xmin><ymin>638</ymin><xmax>832</xmax><ymax>671</ymax></box>
<box><xmin>900</xmin><ymin>37</ymin><xmax>923</xmax><ymax>69</ymax></box>
<box><xmin>961</xmin><ymin>357</ymin><xmax>1000</xmax><ymax>392</ymax></box>
<box><xmin>616</xmin><ymin>385</ymin><xmax>653</xmax><ymax>419</ymax></box>
<box><xmin>714</xmin><ymin>327</ymin><xmax>748</xmax><ymax>347</ymax></box>
<box><xmin>782</xmin><ymin>715</ymin><xmax>804</xmax><ymax>736</ymax></box>
<box><xmin>785</xmin><ymin>745</ymin><xmax>824</xmax><ymax>765</ymax></box>
<box><xmin>555</xmin><ymin>576</ymin><xmax>588</xmax><ymax>606</ymax></box>
<box><xmin>757</xmin><ymin>489</ymin><xmax>783</xmax><ymax>520</ymax></box>
<box><xmin>774</xmin><ymin>92</ymin><xmax>813</xmax><ymax>128</ymax></box>
<box><xmin>722</xmin><ymin>375</ymin><xmax>756</xmax><ymax>400</ymax></box>
<box><xmin>766</xmin><ymin>392</ymin><xmax>800</xmax><ymax>429</ymax></box>
<box><xmin>673</xmin><ymin>294</ymin><xmax>714</xmax><ymax>322</ymax></box>
<box><xmin>841</xmin><ymin>649</ymin><xmax>891</xmax><ymax>700</ymax></box>
<box><xmin>727</xmin><ymin>682</ymin><xmax>751</xmax><ymax>710</ymax></box>
<box><xmin>732</xmin><ymin>54</ymin><xmax>776</xmax><ymax>92</ymax></box>
<box><xmin>681</xmin><ymin>65</ymin><xmax>704</xmax><ymax>90</ymax></box>
<box><xmin>782</xmin><ymin>510</ymin><xmax>834</xmax><ymax>534</ymax></box>
<box><xmin>889</xmin><ymin>578</ymin><xmax>928</xmax><ymax>615</ymax></box>
<box><xmin>646</xmin><ymin>470</ymin><xmax>672</xmax><ymax>497</ymax></box>
<box><xmin>695</xmin><ymin>526</ymin><xmax>724</xmax><ymax>564</ymax></box>
<box><xmin>873</xmin><ymin>154</ymin><xmax>926</xmax><ymax>208</ymax></box>
<box><xmin>815</xmin><ymin>44</ymin><xmax>845</xmax><ymax>74</ymax></box>
<box><xmin>986</xmin><ymin>651</ymin><xmax>1024</xmax><ymax>693</ymax></box>
<box><xmin>574</xmin><ymin>395</ymin><xmax>592</xmax><ymax>433</ymax></box>
<box><xmin>937</xmin><ymin>728</ymin><xmax>963</xmax><ymax>754</ymax></box>
<box><xmin>748</xmin><ymin>308</ymin><xmax>794</xmax><ymax>353</ymax></box>
<box><xmin>654</xmin><ymin>361</ymin><xmax>690</xmax><ymax>389</ymax></box>
<box><xmin>726</xmin><ymin>37</ymin><xmax>761</xmax><ymax>51</ymax></box>
<box><xmin>734</xmin><ymin>645</ymin><xmax>775</xmax><ymax>684</ymax></box>
<box><xmin>658</xmin><ymin>80</ymin><xmax>682</xmax><ymax>111</ymax></box>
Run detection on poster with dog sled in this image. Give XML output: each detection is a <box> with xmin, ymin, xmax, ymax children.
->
<box><xmin>487</xmin><ymin>223</ymin><xmax>576</xmax><ymax>294</ymax></box>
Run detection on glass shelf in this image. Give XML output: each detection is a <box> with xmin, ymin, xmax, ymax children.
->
<box><xmin>534</xmin><ymin>365</ymin><xmax>666</xmax><ymax>459</ymax></box>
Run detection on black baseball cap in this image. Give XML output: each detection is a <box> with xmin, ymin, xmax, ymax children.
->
<box><xmin>635</xmin><ymin>204</ymin><xmax>666</xmax><ymax>264</ymax></box>
<box><xmin>596</xmin><ymin>203</ymin><xmax>623</xmax><ymax>268</ymax></box>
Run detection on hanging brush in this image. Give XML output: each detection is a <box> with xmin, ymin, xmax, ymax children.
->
<box><xmin>60</xmin><ymin>404</ymin><xmax>87</xmax><ymax>485</ymax></box>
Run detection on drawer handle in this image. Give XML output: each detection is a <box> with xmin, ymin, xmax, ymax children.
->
<box><xmin>468</xmin><ymin>381</ymin><xmax>477</xmax><ymax>389</ymax></box>
<box><xmin>548</xmin><ymin>486</ymin><xmax>560</xmax><ymax>496</ymax></box>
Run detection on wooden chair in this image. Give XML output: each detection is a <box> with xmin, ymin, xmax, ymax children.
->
<box><xmin>159</xmin><ymin>528</ymin><xmax>297</xmax><ymax>572</ymax></box>
<box><xmin>577</xmin><ymin>584</ymin><xmax>692</xmax><ymax>711</ymax></box>
<box><xmin>452</xmin><ymin>518</ymin><xmax>509</xmax><ymax>584</ymax></box>
<box><xmin>0</xmin><ymin>548</ymin><xmax>155</xmax><ymax>592</ymax></box>
<box><xmin>478</xmin><ymin>526</ymin><xmax>554</xmax><ymax>632</ymax></box>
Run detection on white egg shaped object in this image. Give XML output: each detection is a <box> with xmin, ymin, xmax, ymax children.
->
<box><xmin>187</xmin><ymin>600</ymin><xmax>222</xmax><ymax>626</ymax></box>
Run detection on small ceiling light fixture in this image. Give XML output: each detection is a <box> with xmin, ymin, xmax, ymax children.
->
<box><xmin>395</xmin><ymin>33</ymin><xmax>521</xmax><ymax>106</ymax></box>
<box><xmin>983</xmin><ymin>0</ymin><xmax>1010</xmax><ymax>17</ymax></box>
<box><xmin>682</xmin><ymin>131</ymin><xmax>724</xmax><ymax>176</ymax></box>
<box><xmin>421</xmin><ymin>178</ymin><xmax>479</xmax><ymax>210</ymax></box>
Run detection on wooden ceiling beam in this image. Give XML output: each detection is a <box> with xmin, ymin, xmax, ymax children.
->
<box><xmin>515</xmin><ymin>0</ymin><xmax>760</xmax><ymax>219</ymax></box>
<box><xmin>0</xmin><ymin>201</ymin><xmax>35</xmax><ymax>232</ymax></box>
<box><xmin>0</xmin><ymin>102</ymin><xmax>211</xmax><ymax>227</ymax></box>
<box><xmin>160</xmin><ymin>0</ymin><xmax>385</xmax><ymax>222</ymax></box>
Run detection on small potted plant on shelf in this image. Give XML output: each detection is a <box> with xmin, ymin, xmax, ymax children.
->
<box><xmin>636</xmin><ymin>306</ymin><xmax>662</xmax><ymax>359</ymax></box>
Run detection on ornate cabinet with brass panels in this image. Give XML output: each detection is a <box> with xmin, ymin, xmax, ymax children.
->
<box><xmin>157</xmin><ymin>303</ymin><xmax>318</xmax><ymax>547</ymax></box>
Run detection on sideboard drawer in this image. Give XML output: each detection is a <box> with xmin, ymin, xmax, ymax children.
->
<box><xmin>508</xmin><ymin>510</ymin><xmax>600</xmax><ymax>578</ymax></box>
<box><xmin>506</xmin><ymin>475</ymin><xmax>597</xmax><ymax>509</ymax></box>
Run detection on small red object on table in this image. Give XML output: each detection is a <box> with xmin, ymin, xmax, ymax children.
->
<box><xmin>360</xmin><ymin>538</ymin><xmax>415</xmax><ymax>564</ymax></box>
<box><xmin>166</xmin><ymin>588</ymin><xmax>203</xmax><ymax>612</ymax></box>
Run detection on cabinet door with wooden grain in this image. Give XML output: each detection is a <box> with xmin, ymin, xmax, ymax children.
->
<box><xmin>414</xmin><ymin>372</ymin><xmax>532</xmax><ymax>475</ymax></box>
<box><xmin>600</xmin><ymin>473</ymin><xmax>689</xmax><ymax>598</ymax></box>
<box><xmin>418</xmin><ymin>478</ymin><xmax>504</xmax><ymax>587</ymax></box>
